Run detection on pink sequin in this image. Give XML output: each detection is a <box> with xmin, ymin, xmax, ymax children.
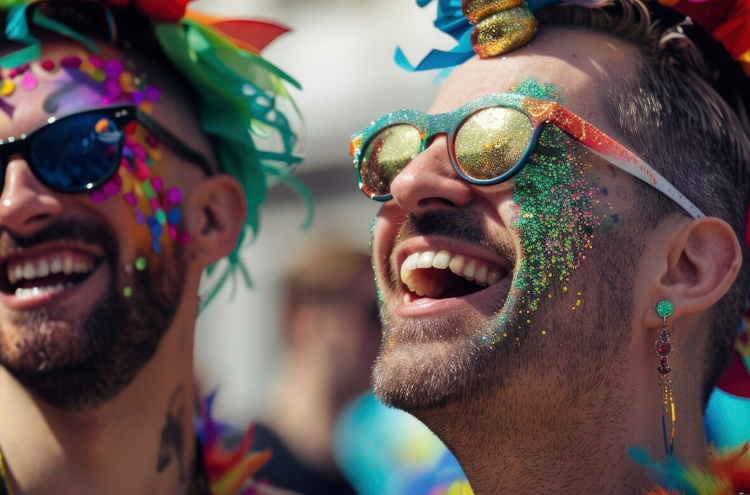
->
<box><xmin>168</xmin><ymin>225</ymin><xmax>178</xmax><ymax>241</ymax></box>
<box><xmin>103</xmin><ymin>180</ymin><xmax>121</xmax><ymax>196</ymax></box>
<box><xmin>151</xmin><ymin>177</ymin><xmax>164</xmax><ymax>192</ymax></box>
<box><xmin>124</xmin><ymin>193</ymin><xmax>137</xmax><ymax>206</ymax></box>
<box><xmin>104</xmin><ymin>60</ymin><xmax>124</xmax><ymax>80</ymax></box>
<box><xmin>21</xmin><ymin>72</ymin><xmax>37</xmax><ymax>90</ymax></box>
<box><xmin>60</xmin><ymin>56</ymin><xmax>82</xmax><ymax>68</ymax></box>
<box><xmin>90</xmin><ymin>190</ymin><xmax>107</xmax><ymax>203</ymax></box>
<box><xmin>166</xmin><ymin>188</ymin><xmax>182</xmax><ymax>204</ymax></box>
<box><xmin>88</xmin><ymin>55</ymin><xmax>104</xmax><ymax>69</ymax></box>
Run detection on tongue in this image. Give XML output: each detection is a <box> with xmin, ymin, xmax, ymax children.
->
<box><xmin>405</xmin><ymin>268</ymin><xmax>485</xmax><ymax>298</ymax></box>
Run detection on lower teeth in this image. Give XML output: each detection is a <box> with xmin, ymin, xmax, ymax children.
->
<box><xmin>14</xmin><ymin>282</ymin><xmax>74</xmax><ymax>300</ymax></box>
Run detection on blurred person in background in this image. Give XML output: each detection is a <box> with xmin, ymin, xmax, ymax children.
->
<box><xmin>253</xmin><ymin>248</ymin><xmax>380</xmax><ymax>495</ymax></box>
<box><xmin>0</xmin><ymin>1</ymin><xmax>303</xmax><ymax>494</ymax></box>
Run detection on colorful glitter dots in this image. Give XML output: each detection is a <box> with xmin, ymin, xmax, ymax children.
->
<box><xmin>135</xmin><ymin>257</ymin><xmax>147</xmax><ymax>271</ymax></box>
<box><xmin>0</xmin><ymin>79</ymin><xmax>15</xmax><ymax>96</ymax></box>
<box><xmin>502</xmin><ymin>79</ymin><xmax>601</xmax><ymax>340</ymax></box>
<box><xmin>21</xmin><ymin>72</ymin><xmax>37</xmax><ymax>90</ymax></box>
<box><xmin>59</xmin><ymin>56</ymin><xmax>82</xmax><ymax>68</ymax></box>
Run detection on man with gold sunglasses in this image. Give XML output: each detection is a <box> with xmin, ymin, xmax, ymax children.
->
<box><xmin>353</xmin><ymin>1</ymin><xmax>750</xmax><ymax>493</ymax></box>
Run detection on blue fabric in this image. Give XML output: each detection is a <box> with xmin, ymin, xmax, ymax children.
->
<box><xmin>395</xmin><ymin>0</ymin><xmax>567</xmax><ymax>72</ymax></box>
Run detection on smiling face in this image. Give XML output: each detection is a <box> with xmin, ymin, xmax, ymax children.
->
<box><xmin>0</xmin><ymin>41</ymin><xmax>213</xmax><ymax>409</ymax></box>
<box><xmin>371</xmin><ymin>28</ymin><xmax>651</xmax><ymax>410</ymax></box>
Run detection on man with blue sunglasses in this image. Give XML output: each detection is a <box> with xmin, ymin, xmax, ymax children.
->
<box><xmin>358</xmin><ymin>0</ymin><xmax>750</xmax><ymax>493</ymax></box>
<box><xmin>0</xmin><ymin>1</ymin><xmax>302</xmax><ymax>494</ymax></box>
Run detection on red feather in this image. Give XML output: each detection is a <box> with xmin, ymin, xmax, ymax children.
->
<box><xmin>211</xmin><ymin>20</ymin><xmax>290</xmax><ymax>53</ymax></box>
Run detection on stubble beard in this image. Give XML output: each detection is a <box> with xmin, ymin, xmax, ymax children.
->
<box><xmin>0</xmin><ymin>221</ymin><xmax>186</xmax><ymax>411</ymax></box>
<box><xmin>372</xmin><ymin>212</ymin><xmax>641</xmax><ymax>414</ymax></box>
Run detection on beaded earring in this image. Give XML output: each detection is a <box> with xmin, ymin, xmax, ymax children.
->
<box><xmin>656</xmin><ymin>300</ymin><xmax>675</xmax><ymax>458</ymax></box>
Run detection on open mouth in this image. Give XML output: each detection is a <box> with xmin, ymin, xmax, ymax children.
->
<box><xmin>0</xmin><ymin>249</ymin><xmax>102</xmax><ymax>301</ymax></box>
<box><xmin>399</xmin><ymin>249</ymin><xmax>510</xmax><ymax>300</ymax></box>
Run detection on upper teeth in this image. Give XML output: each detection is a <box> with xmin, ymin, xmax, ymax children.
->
<box><xmin>7</xmin><ymin>254</ymin><xmax>96</xmax><ymax>285</ymax></box>
<box><xmin>400</xmin><ymin>250</ymin><xmax>505</xmax><ymax>297</ymax></box>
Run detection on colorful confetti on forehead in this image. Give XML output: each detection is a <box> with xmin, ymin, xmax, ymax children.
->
<box><xmin>490</xmin><ymin>78</ymin><xmax>603</xmax><ymax>343</ymax></box>
<box><xmin>0</xmin><ymin>53</ymin><xmax>189</xmax><ymax>294</ymax></box>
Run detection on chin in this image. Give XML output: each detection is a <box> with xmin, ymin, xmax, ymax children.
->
<box><xmin>0</xmin><ymin>317</ymin><xmax>92</xmax><ymax>374</ymax></box>
<box><xmin>371</xmin><ymin>306</ymin><xmax>509</xmax><ymax>411</ymax></box>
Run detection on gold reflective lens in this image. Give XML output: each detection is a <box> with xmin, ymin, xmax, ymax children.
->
<box><xmin>360</xmin><ymin>124</ymin><xmax>422</xmax><ymax>197</ymax></box>
<box><xmin>454</xmin><ymin>107</ymin><xmax>532</xmax><ymax>180</ymax></box>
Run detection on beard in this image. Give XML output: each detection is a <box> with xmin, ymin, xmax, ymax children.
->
<box><xmin>0</xmin><ymin>220</ymin><xmax>185</xmax><ymax>410</ymax></box>
<box><xmin>372</xmin><ymin>209</ymin><xmax>642</xmax><ymax>412</ymax></box>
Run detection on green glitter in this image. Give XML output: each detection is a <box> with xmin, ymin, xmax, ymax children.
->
<box><xmin>656</xmin><ymin>300</ymin><xmax>673</xmax><ymax>318</ymax></box>
<box><xmin>123</xmin><ymin>286</ymin><xmax>133</xmax><ymax>297</ymax></box>
<box><xmin>142</xmin><ymin>180</ymin><xmax>156</xmax><ymax>199</ymax></box>
<box><xmin>491</xmin><ymin>78</ymin><xmax>600</xmax><ymax>342</ymax></box>
<box><xmin>155</xmin><ymin>209</ymin><xmax>167</xmax><ymax>225</ymax></box>
<box><xmin>90</xmin><ymin>69</ymin><xmax>106</xmax><ymax>83</ymax></box>
<box><xmin>512</xmin><ymin>79</ymin><xmax>559</xmax><ymax>101</ymax></box>
<box><xmin>135</xmin><ymin>257</ymin><xmax>147</xmax><ymax>271</ymax></box>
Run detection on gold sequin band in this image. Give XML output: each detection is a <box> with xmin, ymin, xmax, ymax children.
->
<box><xmin>462</xmin><ymin>0</ymin><xmax>538</xmax><ymax>58</ymax></box>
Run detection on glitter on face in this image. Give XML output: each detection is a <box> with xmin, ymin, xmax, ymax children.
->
<box><xmin>489</xmin><ymin>79</ymin><xmax>602</xmax><ymax>341</ymax></box>
<box><xmin>0</xmin><ymin>52</ymin><xmax>193</xmax><ymax>299</ymax></box>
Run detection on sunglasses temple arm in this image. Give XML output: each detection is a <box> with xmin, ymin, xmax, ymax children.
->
<box><xmin>585</xmin><ymin>148</ymin><xmax>705</xmax><ymax>220</ymax></box>
<box><xmin>134</xmin><ymin>109</ymin><xmax>214</xmax><ymax>177</ymax></box>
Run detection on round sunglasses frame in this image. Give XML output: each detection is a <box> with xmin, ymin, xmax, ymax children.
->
<box><xmin>0</xmin><ymin>104</ymin><xmax>212</xmax><ymax>194</ymax></box>
<box><xmin>350</xmin><ymin>92</ymin><xmax>704</xmax><ymax>219</ymax></box>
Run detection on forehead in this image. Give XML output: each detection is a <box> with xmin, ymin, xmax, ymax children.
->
<box><xmin>432</xmin><ymin>27</ymin><xmax>639</xmax><ymax>139</ymax></box>
<box><xmin>0</xmin><ymin>42</ymin><xmax>135</xmax><ymax>135</ymax></box>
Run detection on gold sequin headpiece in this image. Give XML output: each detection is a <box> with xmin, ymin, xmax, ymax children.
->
<box><xmin>462</xmin><ymin>0</ymin><xmax>538</xmax><ymax>58</ymax></box>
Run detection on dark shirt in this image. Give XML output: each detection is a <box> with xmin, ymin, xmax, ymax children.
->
<box><xmin>252</xmin><ymin>423</ymin><xmax>357</xmax><ymax>495</ymax></box>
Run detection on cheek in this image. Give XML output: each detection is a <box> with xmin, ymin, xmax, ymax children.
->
<box><xmin>88</xmin><ymin>129</ymin><xmax>190</xmax><ymax>259</ymax></box>
<box><xmin>511</xmin><ymin>133</ymin><xmax>602</xmax><ymax>317</ymax></box>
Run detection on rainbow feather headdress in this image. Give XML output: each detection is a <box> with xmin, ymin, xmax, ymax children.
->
<box><xmin>0</xmin><ymin>0</ymin><xmax>309</xmax><ymax>307</ymax></box>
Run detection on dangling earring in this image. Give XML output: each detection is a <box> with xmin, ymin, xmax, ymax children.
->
<box><xmin>655</xmin><ymin>300</ymin><xmax>675</xmax><ymax>458</ymax></box>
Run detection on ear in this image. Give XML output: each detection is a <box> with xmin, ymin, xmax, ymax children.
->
<box><xmin>640</xmin><ymin>215</ymin><xmax>742</xmax><ymax>329</ymax></box>
<box><xmin>182</xmin><ymin>174</ymin><xmax>247</xmax><ymax>266</ymax></box>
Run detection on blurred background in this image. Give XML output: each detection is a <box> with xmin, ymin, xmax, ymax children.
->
<box><xmin>192</xmin><ymin>0</ymin><xmax>441</xmax><ymax>426</ymax></box>
<box><xmin>189</xmin><ymin>0</ymin><xmax>469</xmax><ymax>493</ymax></box>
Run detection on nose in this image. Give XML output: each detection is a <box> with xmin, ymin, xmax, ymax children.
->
<box><xmin>388</xmin><ymin>135</ymin><xmax>476</xmax><ymax>215</ymax></box>
<box><xmin>0</xmin><ymin>157</ymin><xmax>64</xmax><ymax>235</ymax></box>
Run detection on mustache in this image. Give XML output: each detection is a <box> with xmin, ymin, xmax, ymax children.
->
<box><xmin>0</xmin><ymin>219</ymin><xmax>118</xmax><ymax>259</ymax></box>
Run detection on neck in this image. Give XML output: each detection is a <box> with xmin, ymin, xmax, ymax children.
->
<box><xmin>0</xmin><ymin>314</ymin><xmax>197</xmax><ymax>495</ymax></box>
<box><xmin>413</xmin><ymin>367</ymin><xmax>708</xmax><ymax>495</ymax></box>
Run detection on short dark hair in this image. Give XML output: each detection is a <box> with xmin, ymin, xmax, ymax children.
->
<box><xmin>537</xmin><ymin>0</ymin><xmax>750</xmax><ymax>409</ymax></box>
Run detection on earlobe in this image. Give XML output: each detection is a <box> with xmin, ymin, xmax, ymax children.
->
<box><xmin>641</xmin><ymin>216</ymin><xmax>742</xmax><ymax>329</ymax></box>
<box><xmin>181</xmin><ymin>174</ymin><xmax>247</xmax><ymax>266</ymax></box>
